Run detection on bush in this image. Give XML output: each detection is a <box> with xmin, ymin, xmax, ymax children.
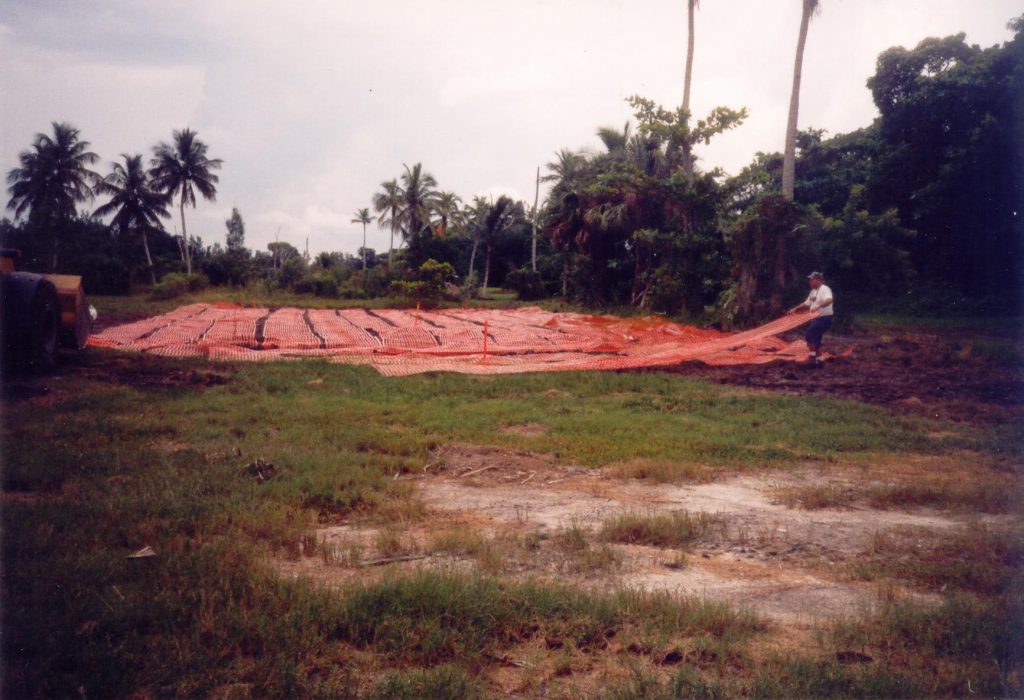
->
<box><xmin>293</xmin><ymin>272</ymin><xmax>339</xmax><ymax>298</ymax></box>
<box><xmin>277</xmin><ymin>256</ymin><xmax>307</xmax><ymax>289</ymax></box>
<box><xmin>202</xmin><ymin>250</ymin><xmax>253</xmax><ymax>287</ymax></box>
<box><xmin>388</xmin><ymin>259</ymin><xmax>456</xmax><ymax>301</ymax></box>
<box><xmin>150</xmin><ymin>272</ymin><xmax>209</xmax><ymax>300</ymax></box>
<box><xmin>503</xmin><ymin>267</ymin><xmax>546</xmax><ymax>301</ymax></box>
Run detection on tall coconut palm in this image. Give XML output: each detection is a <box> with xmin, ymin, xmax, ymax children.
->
<box><xmin>372</xmin><ymin>179</ymin><xmax>402</xmax><ymax>271</ymax></box>
<box><xmin>477</xmin><ymin>196</ymin><xmax>515</xmax><ymax>294</ymax></box>
<box><xmin>94</xmin><ymin>154</ymin><xmax>170</xmax><ymax>284</ymax></box>
<box><xmin>543</xmin><ymin>150</ymin><xmax>589</xmax><ymax>297</ymax></box>
<box><xmin>681</xmin><ymin>0</ymin><xmax>700</xmax><ymax>177</ymax></box>
<box><xmin>432</xmin><ymin>191</ymin><xmax>462</xmax><ymax>238</ymax></box>
<box><xmin>464</xmin><ymin>194</ymin><xmax>487</xmax><ymax>286</ymax></box>
<box><xmin>149</xmin><ymin>128</ymin><xmax>222</xmax><ymax>274</ymax></box>
<box><xmin>6</xmin><ymin>122</ymin><xmax>99</xmax><ymax>270</ymax></box>
<box><xmin>397</xmin><ymin>162</ymin><xmax>439</xmax><ymax>240</ymax></box>
<box><xmin>781</xmin><ymin>0</ymin><xmax>820</xmax><ymax>199</ymax></box>
<box><xmin>350</xmin><ymin>207</ymin><xmax>374</xmax><ymax>270</ymax></box>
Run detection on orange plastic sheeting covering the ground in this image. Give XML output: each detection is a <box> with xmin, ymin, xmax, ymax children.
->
<box><xmin>88</xmin><ymin>304</ymin><xmax>818</xmax><ymax>376</ymax></box>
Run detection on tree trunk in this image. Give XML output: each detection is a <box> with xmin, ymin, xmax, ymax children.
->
<box><xmin>561</xmin><ymin>251</ymin><xmax>570</xmax><ymax>298</ymax></box>
<box><xmin>388</xmin><ymin>227</ymin><xmax>394</xmax><ymax>271</ymax></box>
<box><xmin>530</xmin><ymin>166</ymin><xmax>540</xmax><ymax>272</ymax></box>
<box><xmin>682</xmin><ymin>0</ymin><xmax>695</xmax><ymax>114</ymax></box>
<box><xmin>362</xmin><ymin>222</ymin><xmax>367</xmax><ymax>271</ymax></box>
<box><xmin>482</xmin><ymin>243</ymin><xmax>491</xmax><ymax>293</ymax></box>
<box><xmin>179</xmin><ymin>198</ymin><xmax>192</xmax><ymax>275</ymax></box>
<box><xmin>468</xmin><ymin>235</ymin><xmax>479</xmax><ymax>286</ymax></box>
<box><xmin>782</xmin><ymin>0</ymin><xmax>815</xmax><ymax>200</ymax></box>
<box><xmin>142</xmin><ymin>229</ymin><xmax>156</xmax><ymax>285</ymax></box>
<box><xmin>681</xmin><ymin>0</ymin><xmax>696</xmax><ymax>177</ymax></box>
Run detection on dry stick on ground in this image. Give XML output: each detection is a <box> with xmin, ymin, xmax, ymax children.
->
<box><xmin>459</xmin><ymin>465</ymin><xmax>497</xmax><ymax>479</ymax></box>
<box><xmin>521</xmin><ymin>471</ymin><xmax>537</xmax><ymax>485</ymax></box>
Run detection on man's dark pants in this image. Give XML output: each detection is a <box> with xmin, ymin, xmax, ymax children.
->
<box><xmin>804</xmin><ymin>316</ymin><xmax>832</xmax><ymax>348</ymax></box>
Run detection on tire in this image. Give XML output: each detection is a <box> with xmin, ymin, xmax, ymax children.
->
<box><xmin>1</xmin><ymin>273</ymin><xmax>60</xmax><ymax>373</ymax></box>
<box><xmin>28</xmin><ymin>280</ymin><xmax>59</xmax><ymax>371</ymax></box>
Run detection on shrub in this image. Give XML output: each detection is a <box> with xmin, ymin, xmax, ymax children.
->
<box><xmin>388</xmin><ymin>259</ymin><xmax>456</xmax><ymax>301</ymax></box>
<box><xmin>202</xmin><ymin>250</ymin><xmax>253</xmax><ymax>286</ymax></box>
<box><xmin>150</xmin><ymin>272</ymin><xmax>209</xmax><ymax>300</ymax></box>
<box><xmin>293</xmin><ymin>272</ymin><xmax>339</xmax><ymax>298</ymax></box>
<box><xmin>503</xmin><ymin>267</ymin><xmax>546</xmax><ymax>300</ymax></box>
<box><xmin>277</xmin><ymin>256</ymin><xmax>307</xmax><ymax>288</ymax></box>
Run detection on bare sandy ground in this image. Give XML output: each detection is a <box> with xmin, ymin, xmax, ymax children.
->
<box><xmin>277</xmin><ymin>444</ymin><xmax>1013</xmax><ymax>624</ymax></box>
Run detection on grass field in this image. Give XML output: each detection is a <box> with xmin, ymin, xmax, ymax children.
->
<box><xmin>2</xmin><ymin>300</ymin><xmax>1022</xmax><ymax>698</ymax></box>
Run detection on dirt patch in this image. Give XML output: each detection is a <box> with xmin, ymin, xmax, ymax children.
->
<box><xmin>646</xmin><ymin>326</ymin><xmax>1023</xmax><ymax>424</ymax></box>
<box><xmin>283</xmin><ymin>448</ymin><xmax>997</xmax><ymax>624</ymax></box>
<box><xmin>60</xmin><ymin>353</ymin><xmax>233</xmax><ymax>389</ymax></box>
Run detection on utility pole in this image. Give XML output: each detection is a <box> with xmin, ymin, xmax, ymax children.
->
<box><xmin>530</xmin><ymin>166</ymin><xmax>540</xmax><ymax>273</ymax></box>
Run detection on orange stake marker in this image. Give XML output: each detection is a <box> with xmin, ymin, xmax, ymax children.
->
<box><xmin>482</xmin><ymin>320</ymin><xmax>489</xmax><ymax>362</ymax></box>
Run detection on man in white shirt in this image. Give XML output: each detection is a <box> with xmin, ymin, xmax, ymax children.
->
<box><xmin>788</xmin><ymin>271</ymin><xmax>833</xmax><ymax>367</ymax></box>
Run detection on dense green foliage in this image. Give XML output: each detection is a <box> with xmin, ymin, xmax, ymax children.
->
<box><xmin>4</xmin><ymin>19</ymin><xmax>1020</xmax><ymax>319</ymax></box>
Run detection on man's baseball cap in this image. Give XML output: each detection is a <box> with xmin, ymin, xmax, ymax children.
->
<box><xmin>807</xmin><ymin>271</ymin><xmax>824</xmax><ymax>280</ymax></box>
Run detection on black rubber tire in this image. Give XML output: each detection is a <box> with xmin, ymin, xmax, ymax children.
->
<box><xmin>28</xmin><ymin>280</ymin><xmax>59</xmax><ymax>371</ymax></box>
<box><xmin>1</xmin><ymin>273</ymin><xmax>60</xmax><ymax>373</ymax></box>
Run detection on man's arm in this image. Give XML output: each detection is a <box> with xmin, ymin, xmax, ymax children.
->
<box><xmin>789</xmin><ymin>293</ymin><xmax>813</xmax><ymax>314</ymax></box>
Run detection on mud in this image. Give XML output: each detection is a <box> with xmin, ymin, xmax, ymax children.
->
<box><xmin>651</xmin><ymin>325</ymin><xmax>1024</xmax><ymax>424</ymax></box>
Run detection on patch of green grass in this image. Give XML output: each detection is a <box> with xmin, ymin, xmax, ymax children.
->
<box><xmin>334</xmin><ymin>571</ymin><xmax>765</xmax><ymax>667</ymax></box>
<box><xmin>366</xmin><ymin>664</ymin><xmax>480</xmax><ymax>700</ymax></box>
<box><xmin>600</xmin><ymin>510</ymin><xmax>721</xmax><ymax>549</ymax></box>
<box><xmin>849</xmin><ymin>525</ymin><xmax>1024</xmax><ymax>595</ymax></box>
<box><xmin>603</xmin><ymin>658</ymin><xmax>923</xmax><ymax>699</ymax></box>
<box><xmin>824</xmin><ymin>592</ymin><xmax>1024</xmax><ymax>697</ymax></box>
<box><xmin>2</xmin><ymin>343</ymin><xmax>1013</xmax><ymax>696</ymax></box>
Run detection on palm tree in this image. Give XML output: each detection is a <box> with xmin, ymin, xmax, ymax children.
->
<box><xmin>681</xmin><ymin>0</ymin><xmax>700</xmax><ymax>177</ymax></box>
<box><xmin>781</xmin><ymin>0</ymin><xmax>820</xmax><ymax>199</ymax></box>
<box><xmin>149</xmin><ymin>128</ymin><xmax>222</xmax><ymax>274</ymax></box>
<box><xmin>6</xmin><ymin>122</ymin><xmax>99</xmax><ymax>270</ymax></box>
<box><xmin>397</xmin><ymin>163</ymin><xmax>439</xmax><ymax>240</ymax></box>
<box><xmin>350</xmin><ymin>207</ymin><xmax>374</xmax><ymax>270</ymax></box>
<box><xmin>597</xmin><ymin>122</ymin><xmax>632</xmax><ymax>159</ymax></box>
<box><xmin>471</xmin><ymin>196</ymin><xmax>520</xmax><ymax>294</ymax></box>
<box><xmin>543</xmin><ymin>150</ymin><xmax>589</xmax><ymax>297</ymax></box>
<box><xmin>432</xmin><ymin>191</ymin><xmax>463</xmax><ymax>237</ymax></box>
<box><xmin>93</xmin><ymin>154</ymin><xmax>170</xmax><ymax>284</ymax></box>
<box><xmin>372</xmin><ymin>179</ymin><xmax>402</xmax><ymax>271</ymax></box>
<box><xmin>464</xmin><ymin>195</ymin><xmax>489</xmax><ymax>287</ymax></box>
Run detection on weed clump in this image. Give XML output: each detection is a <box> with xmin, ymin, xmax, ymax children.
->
<box><xmin>600</xmin><ymin>510</ymin><xmax>721</xmax><ymax>548</ymax></box>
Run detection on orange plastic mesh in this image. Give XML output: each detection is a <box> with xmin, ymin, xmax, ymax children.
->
<box><xmin>88</xmin><ymin>304</ymin><xmax>822</xmax><ymax>376</ymax></box>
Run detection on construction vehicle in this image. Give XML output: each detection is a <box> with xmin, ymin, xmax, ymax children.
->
<box><xmin>1</xmin><ymin>248</ymin><xmax>92</xmax><ymax>371</ymax></box>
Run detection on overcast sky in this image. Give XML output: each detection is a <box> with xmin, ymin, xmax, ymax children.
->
<box><xmin>1</xmin><ymin>0</ymin><xmax>1019</xmax><ymax>256</ymax></box>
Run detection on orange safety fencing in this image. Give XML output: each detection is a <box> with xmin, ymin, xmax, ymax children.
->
<box><xmin>88</xmin><ymin>304</ymin><xmax>824</xmax><ymax>376</ymax></box>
